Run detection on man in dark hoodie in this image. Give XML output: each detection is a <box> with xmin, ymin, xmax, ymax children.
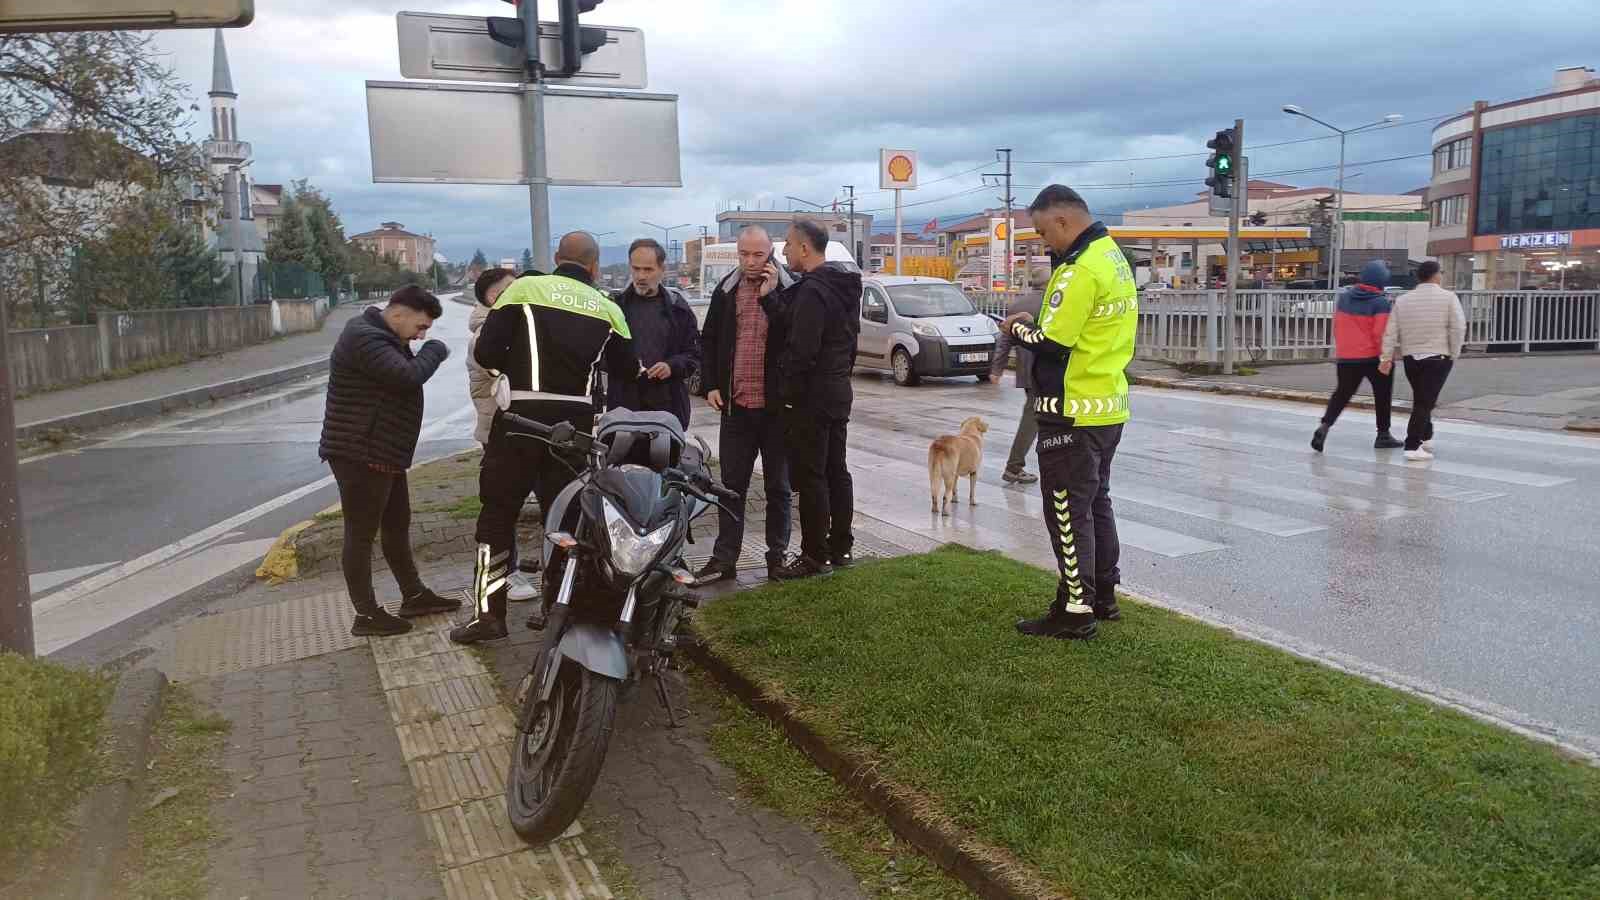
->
<box><xmin>1313</xmin><ymin>259</ymin><xmax>1405</xmax><ymax>452</ymax></box>
<box><xmin>761</xmin><ymin>218</ymin><xmax>862</xmax><ymax>580</ymax></box>
<box><xmin>607</xmin><ymin>238</ymin><xmax>702</xmax><ymax>428</ymax></box>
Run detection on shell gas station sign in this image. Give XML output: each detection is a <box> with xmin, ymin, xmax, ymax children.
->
<box><xmin>879</xmin><ymin>149</ymin><xmax>918</xmax><ymax>190</ymax></box>
<box><xmin>989</xmin><ymin>219</ymin><xmax>1010</xmax><ymax>290</ymax></box>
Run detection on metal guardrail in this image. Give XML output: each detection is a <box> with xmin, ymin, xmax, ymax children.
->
<box><xmin>1118</xmin><ymin>289</ymin><xmax>1599</xmax><ymax>363</ymax></box>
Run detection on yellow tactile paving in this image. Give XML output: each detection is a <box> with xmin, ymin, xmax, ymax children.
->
<box><xmin>370</xmin><ymin>612</ymin><xmax>611</xmax><ymax>899</ymax></box>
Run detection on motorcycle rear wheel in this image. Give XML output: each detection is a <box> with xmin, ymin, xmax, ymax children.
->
<box><xmin>506</xmin><ymin>656</ymin><xmax>619</xmax><ymax>843</ymax></box>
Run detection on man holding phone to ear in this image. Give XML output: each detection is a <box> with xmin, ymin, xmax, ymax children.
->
<box><xmin>695</xmin><ymin>225</ymin><xmax>794</xmax><ymax>585</ymax></box>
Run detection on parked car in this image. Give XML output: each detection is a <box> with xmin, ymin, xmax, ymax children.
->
<box><xmin>856</xmin><ymin>276</ymin><xmax>998</xmax><ymax>386</ymax></box>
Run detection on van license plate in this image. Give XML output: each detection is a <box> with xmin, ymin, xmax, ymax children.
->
<box><xmin>959</xmin><ymin>352</ymin><xmax>989</xmax><ymax>363</ymax></box>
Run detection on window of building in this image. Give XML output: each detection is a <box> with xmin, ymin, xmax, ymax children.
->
<box><xmin>1431</xmin><ymin>194</ymin><xmax>1467</xmax><ymax>227</ymax></box>
<box><xmin>1433</xmin><ymin>137</ymin><xmax>1473</xmax><ymax>174</ymax></box>
<box><xmin>1476</xmin><ymin>112</ymin><xmax>1600</xmax><ymax>235</ymax></box>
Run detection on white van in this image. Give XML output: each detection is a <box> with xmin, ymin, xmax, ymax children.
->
<box><xmin>699</xmin><ymin>240</ymin><xmax>859</xmax><ymax>294</ymax></box>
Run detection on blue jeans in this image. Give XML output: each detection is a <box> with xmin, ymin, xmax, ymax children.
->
<box><xmin>713</xmin><ymin>405</ymin><xmax>792</xmax><ymax>567</ymax></box>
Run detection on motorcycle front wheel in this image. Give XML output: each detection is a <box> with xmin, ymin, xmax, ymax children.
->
<box><xmin>506</xmin><ymin>655</ymin><xmax>619</xmax><ymax>844</ymax></box>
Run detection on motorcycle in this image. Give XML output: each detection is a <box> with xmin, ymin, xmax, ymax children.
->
<box><xmin>495</xmin><ymin>408</ymin><xmax>741</xmax><ymax>843</ymax></box>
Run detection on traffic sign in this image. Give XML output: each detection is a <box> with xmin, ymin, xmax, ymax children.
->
<box><xmin>366</xmin><ymin>81</ymin><xmax>680</xmax><ymax>187</ymax></box>
<box><xmin>396</xmin><ymin>11</ymin><xmax>645</xmax><ymax>89</ymax></box>
<box><xmin>0</xmin><ymin>0</ymin><xmax>252</xmax><ymax>32</ymax></box>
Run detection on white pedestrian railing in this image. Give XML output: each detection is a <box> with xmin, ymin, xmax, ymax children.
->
<box><xmin>1127</xmin><ymin>289</ymin><xmax>1600</xmax><ymax>363</ymax></box>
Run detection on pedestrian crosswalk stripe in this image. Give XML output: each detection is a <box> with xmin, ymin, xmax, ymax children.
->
<box><xmin>1171</xmin><ymin>427</ymin><xmax>1574</xmax><ymax>488</ymax></box>
<box><xmin>1111</xmin><ymin>483</ymin><xmax>1325</xmax><ymax>537</ymax></box>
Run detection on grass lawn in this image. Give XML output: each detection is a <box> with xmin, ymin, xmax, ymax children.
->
<box><xmin>696</xmin><ymin>546</ymin><xmax>1600</xmax><ymax>900</ymax></box>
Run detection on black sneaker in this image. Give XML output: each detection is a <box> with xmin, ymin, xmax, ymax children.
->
<box><xmin>1002</xmin><ymin>468</ymin><xmax>1040</xmax><ymax>485</ymax></box>
<box><xmin>398</xmin><ymin>588</ymin><xmax>461</xmax><ymax>618</ymax></box>
<box><xmin>829</xmin><ymin>551</ymin><xmax>854</xmax><ymax>569</ymax></box>
<box><xmin>1015</xmin><ymin>609</ymin><xmax>1097</xmax><ymax>640</ymax></box>
<box><xmin>1374</xmin><ymin>431</ymin><xmax>1404</xmax><ymax>449</ymax></box>
<box><xmin>352</xmin><ymin>609</ymin><xmax>413</xmax><ymax>637</ymax></box>
<box><xmin>1092</xmin><ymin>596</ymin><xmax>1122</xmax><ymax>621</ymax></box>
<box><xmin>772</xmin><ymin>556</ymin><xmax>833</xmax><ymax>581</ymax></box>
<box><xmin>1311</xmin><ymin>425</ymin><xmax>1329</xmax><ymax>453</ymax></box>
<box><xmin>449</xmin><ymin>615</ymin><xmax>508</xmax><ymax>644</ymax></box>
<box><xmin>525</xmin><ymin>604</ymin><xmax>548</xmax><ymax>631</ymax></box>
<box><xmin>694</xmin><ymin>560</ymin><xmax>736</xmax><ymax>586</ymax></box>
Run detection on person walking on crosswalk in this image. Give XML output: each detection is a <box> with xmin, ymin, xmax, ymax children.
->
<box><xmin>1379</xmin><ymin>260</ymin><xmax>1466</xmax><ymax>461</ymax></box>
<box><xmin>1312</xmin><ymin>259</ymin><xmax>1406</xmax><ymax>452</ymax></box>
<box><xmin>1002</xmin><ymin>185</ymin><xmax>1138</xmax><ymax>641</ymax></box>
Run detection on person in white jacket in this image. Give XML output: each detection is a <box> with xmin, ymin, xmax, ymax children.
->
<box><xmin>466</xmin><ymin>267</ymin><xmax>538</xmax><ymax>600</ymax></box>
<box><xmin>1379</xmin><ymin>260</ymin><xmax>1467</xmax><ymax>461</ymax></box>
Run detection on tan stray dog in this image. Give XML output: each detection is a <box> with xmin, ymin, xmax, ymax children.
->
<box><xmin>928</xmin><ymin>416</ymin><xmax>989</xmax><ymax>516</ymax></box>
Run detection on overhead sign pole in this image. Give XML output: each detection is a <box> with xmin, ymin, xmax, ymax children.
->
<box><xmin>520</xmin><ymin>0</ymin><xmax>553</xmax><ymax>273</ymax></box>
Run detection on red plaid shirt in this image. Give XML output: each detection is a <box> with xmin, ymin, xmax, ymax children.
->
<box><xmin>731</xmin><ymin>276</ymin><xmax>769</xmax><ymax>409</ymax></box>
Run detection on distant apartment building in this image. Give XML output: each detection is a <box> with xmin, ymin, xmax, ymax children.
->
<box><xmin>252</xmin><ymin>183</ymin><xmax>283</xmax><ymax>245</ymax></box>
<box><xmin>867</xmin><ymin>232</ymin><xmax>941</xmax><ymax>272</ymax></box>
<box><xmin>351</xmin><ymin>222</ymin><xmax>437</xmax><ymax>271</ymax></box>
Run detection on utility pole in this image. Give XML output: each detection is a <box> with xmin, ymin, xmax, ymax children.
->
<box><xmin>985</xmin><ymin>149</ymin><xmax>1015</xmax><ymax>291</ymax></box>
<box><xmin>1223</xmin><ymin>119</ymin><xmax>1244</xmax><ymax>375</ymax></box>
<box><xmin>842</xmin><ymin>185</ymin><xmax>856</xmax><ymax>265</ymax></box>
<box><xmin>520</xmin><ymin>0</ymin><xmax>553</xmax><ymax>273</ymax></box>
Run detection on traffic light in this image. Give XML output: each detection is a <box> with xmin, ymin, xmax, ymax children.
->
<box><xmin>556</xmin><ymin>0</ymin><xmax>606</xmax><ymax>76</ymax></box>
<box><xmin>486</xmin><ymin>0</ymin><xmax>606</xmax><ymax>76</ymax></box>
<box><xmin>1205</xmin><ymin>127</ymin><xmax>1236</xmax><ymax>199</ymax></box>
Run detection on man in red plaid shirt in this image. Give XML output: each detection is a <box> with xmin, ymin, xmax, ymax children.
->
<box><xmin>695</xmin><ymin>226</ymin><xmax>794</xmax><ymax>584</ymax></box>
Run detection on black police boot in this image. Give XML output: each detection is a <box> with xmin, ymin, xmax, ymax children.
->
<box><xmin>1015</xmin><ymin>588</ymin><xmax>1098</xmax><ymax>640</ymax></box>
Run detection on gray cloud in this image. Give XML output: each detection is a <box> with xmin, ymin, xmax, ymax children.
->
<box><xmin>153</xmin><ymin>0</ymin><xmax>1599</xmax><ymax>261</ymax></box>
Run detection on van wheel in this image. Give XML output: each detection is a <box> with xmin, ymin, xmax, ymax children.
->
<box><xmin>892</xmin><ymin>349</ymin><xmax>920</xmax><ymax>386</ymax></box>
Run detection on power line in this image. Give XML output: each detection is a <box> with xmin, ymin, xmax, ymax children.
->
<box><xmin>1009</xmin><ymin>151</ymin><xmax>1432</xmax><ymax>192</ymax></box>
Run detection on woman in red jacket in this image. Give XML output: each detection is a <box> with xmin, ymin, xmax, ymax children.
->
<box><xmin>1312</xmin><ymin>259</ymin><xmax>1405</xmax><ymax>452</ymax></box>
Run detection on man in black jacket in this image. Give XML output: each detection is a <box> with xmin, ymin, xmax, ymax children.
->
<box><xmin>607</xmin><ymin>238</ymin><xmax>701</xmax><ymax>428</ymax></box>
<box><xmin>450</xmin><ymin>231</ymin><xmax>638</xmax><ymax>644</ymax></box>
<box><xmin>694</xmin><ymin>226</ymin><xmax>795</xmax><ymax>585</ymax></box>
<box><xmin>763</xmin><ymin>218</ymin><xmax>861</xmax><ymax>580</ymax></box>
<box><xmin>318</xmin><ymin>286</ymin><xmax>460</xmax><ymax>636</ymax></box>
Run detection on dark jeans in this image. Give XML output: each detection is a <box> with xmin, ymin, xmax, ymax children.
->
<box><xmin>1007</xmin><ymin>390</ymin><xmax>1038</xmax><ymax>472</ymax></box>
<box><xmin>784</xmin><ymin>407</ymin><xmax>853</xmax><ymax>563</ymax></box>
<box><xmin>473</xmin><ymin>409</ymin><xmax>592</xmax><ymax>620</ymax></box>
<box><xmin>1035</xmin><ymin>422</ymin><xmax>1123</xmax><ymax>612</ymax></box>
<box><xmin>1321</xmin><ymin>362</ymin><xmax>1394</xmax><ymax>433</ymax></box>
<box><xmin>713</xmin><ymin>405</ymin><xmax>792</xmax><ymax>567</ymax></box>
<box><xmin>1402</xmin><ymin>356</ymin><xmax>1453</xmax><ymax>450</ymax></box>
<box><xmin>329</xmin><ymin>459</ymin><xmax>425</xmax><ymax>615</ymax></box>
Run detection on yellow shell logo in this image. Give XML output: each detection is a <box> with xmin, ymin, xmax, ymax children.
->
<box><xmin>887</xmin><ymin>154</ymin><xmax>914</xmax><ymax>183</ymax></box>
<box><xmin>994</xmin><ymin>222</ymin><xmax>1008</xmax><ymax>240</ymax></box>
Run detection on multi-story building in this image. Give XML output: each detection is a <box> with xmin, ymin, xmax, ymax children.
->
<box><xmin>252</xmin><ymin>183</ymin><xmax>283</xmax><ymax>245</ymax></box>
<box><xmin>350</xmin><ymin>222</ymin><xmax>437</xmax><ymax>272</ymax></box>
<box><xmin>1427</xmin><ymin>66</ymin><xmax>1600</xmax><ymax>290</ymax></box>
<box><xmin>867</xmin><ymin>232</ymin><xmax>941</xmax><ymax>272</ymax></box>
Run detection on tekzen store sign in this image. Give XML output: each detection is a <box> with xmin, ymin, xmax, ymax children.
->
<box><xmin>1500</xmin><ymin>231</ymin><xmax>1572</xmax><ymax>249</ymax></box>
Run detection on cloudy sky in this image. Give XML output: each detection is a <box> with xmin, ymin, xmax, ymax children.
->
<box><xmin>152</xmin><ymin>0</ymin><xmax>1596</xmax><ymax>263</ymax></box>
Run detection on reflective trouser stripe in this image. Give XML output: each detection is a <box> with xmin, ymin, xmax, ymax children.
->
<box><xmin>1051</xmin><ymin>488</ymin><xmax>1092</xmax><ymax>613</ymax></box>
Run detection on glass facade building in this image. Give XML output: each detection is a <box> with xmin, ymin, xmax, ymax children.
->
<box><xmin>1427</xmin><ymin>69</ymin><xmax>1600</xmax><ymax>291</ymax></box>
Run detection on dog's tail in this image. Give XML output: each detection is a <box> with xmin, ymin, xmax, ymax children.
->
<box><xmin>928</xmin><ymin>441</ymin><xmax>946</xmax><ymax>503</ymax></box>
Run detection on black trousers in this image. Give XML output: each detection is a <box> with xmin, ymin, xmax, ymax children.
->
<box><xmin>713</xmin><ymin>405</ymin><xmax>792</xmax><ymax>567</ymax></box>
<box><xmin>473</xmin><ymin>408</ymin><xmax>592</xmax><ymax>620</ymax></box>
<box><xmin>1402</xmin><ymin>356</ymin><xmax>1453</xmax><ymax>450</ymax></box>
<box><xmin>783</xmin><ymin>407</ymin><xmax>853</xmax><ymax>563</ymax></box>
<box><xmin>1321</xmin><ymin>362</ymin><xmax>1394</xmax><ymax>433</ymax></box>
<box><xmin>1035</xmin><ymin>421</ymin><xmax>1123</xmax><ymax>612</ymax></box>
<box><xmin>329</xmin><ymin>459</ymin><xmax>425</xmax><ymax>615</ymax></box>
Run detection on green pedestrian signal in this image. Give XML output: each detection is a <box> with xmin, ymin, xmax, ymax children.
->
<box><xmin>1206</xmin><ymin>128</ymin><xmax>1237</xmax><ymax>199</ymax></box>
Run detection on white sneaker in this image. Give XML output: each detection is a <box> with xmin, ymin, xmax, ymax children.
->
<box><xmin>1421</xmin><ymin>440</ymin><xmax>1434</xmax><ymax>453</ymax></box>
<box><xmin>507</xmin><ymin>572</ymin><xmax>539</xmax><ymax>602</ymax></box>
<box><xmin>1405</xmin><ymin>448</ymin><xmax>1434</xmax><ymax>461</ymax></box>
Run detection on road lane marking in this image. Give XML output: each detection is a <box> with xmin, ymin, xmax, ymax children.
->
<box><xmin>1171</xmin><ymin>426</ymin><xmax>1575</xmax><ymax>488</ymax></box>
<box><xmin>1117</xmin><ymin>456</ymin><xmax>1415</xmax><ymax>520</ymax></box>
<box><xmin>29</xmin><ymin>562</ymin><xmax>119</xmax><ymax>595</ymax></box>
<box><xmin>1109</xmin><ymin>483</ymin><xmax>1326</xmax><ymax>537</ymax></box>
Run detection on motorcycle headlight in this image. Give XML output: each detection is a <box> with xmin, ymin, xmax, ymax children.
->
<box><xmin>910</xmin><ymin>321</ymin><xmax>940</xmax><ymax>338</ymax></box>
<box><xmin>601</xmin><ymin>498</ymin><xmax>673</xmax><ymax>577</ymax></box>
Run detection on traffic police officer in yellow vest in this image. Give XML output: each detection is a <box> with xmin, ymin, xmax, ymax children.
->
<box><xmin>1003</xmin><ymin>185</ymin><xmax>1137</xmax><ymax>640</ymax></box>
<box><xmin>451</xmin><ymin>232</ymin><xmax>638</xmax><ymax>644</ymax></box>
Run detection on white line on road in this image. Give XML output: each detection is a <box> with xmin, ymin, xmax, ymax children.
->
<box><xmin>29</xmin><ymin>562</ymin><xmax>119</xmax><ymax>596</ymax></box>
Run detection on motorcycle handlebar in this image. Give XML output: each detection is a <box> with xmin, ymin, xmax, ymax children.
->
<box><xmin>499</xmin><ymin>412</ymin><xmax>552</xmax><ymax>437</ymax></box>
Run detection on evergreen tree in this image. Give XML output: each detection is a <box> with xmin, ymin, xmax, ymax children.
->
<box><xmin>265</xmin><ymin>193</ymin><xmax>312</xmax><ymax>266</ymax></box>
<box><xmin>470</xmin><ymin>248</ymin><xmax>488</xmax><ymax>269</ymax></box>
<box><xmin>519</xmin><ymin>248</ymin><xmax>533</xmax><ymax>272</ymax></box>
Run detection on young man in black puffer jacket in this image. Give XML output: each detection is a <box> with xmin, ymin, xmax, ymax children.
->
<box><xmin>318</xmin><ymin>286</ymin><xmax>460</xmax><ymax>636</ymax></box>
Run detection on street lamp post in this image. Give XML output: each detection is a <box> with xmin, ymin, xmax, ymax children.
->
<box><xmin>640</xmin><ymin>221</ymin><xmax>692</xmax><ymax>266</ymax></box>
<box><xmin>1281</xmin><ymin>105</ymin><xmax>1401</xmax><ymax>287</ymax></box>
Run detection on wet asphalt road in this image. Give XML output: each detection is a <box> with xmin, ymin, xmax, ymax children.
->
<box><xmin>21</xmin><ymin>310</ymin><xmax>1600</xmax><ymax>750</ymax></box>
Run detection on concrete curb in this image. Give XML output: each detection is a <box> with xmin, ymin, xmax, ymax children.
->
<box><xmin>17</xmin><ymin>358</ymin><xmax>329</xmax><ymax>442</ymax></box>
<box><xmin>686</xmin><ymin>635</ymin><xmax>1068</xmax><ymax>900</ymax></box>
<box><xmin>1129</xmin><ymin>372</ymin><xmax>1412</xmax><ymax>414</ymax></box>
<box><xmin>63</xmin><ymin>667</ymin><xmax>168</xmax><ymax>900</ymax></box>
